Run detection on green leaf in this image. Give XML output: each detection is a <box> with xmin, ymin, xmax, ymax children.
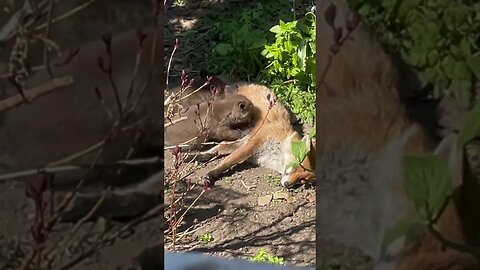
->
<box><xmin>396</xmin><ymin>0</ymin><xmax>421</xmax><ymax>20</ymax></box>
<box><xmin>459</xmin><ymin>38</ymin><xmax>471</xmax><ymax>57</ymax></box>
<box><xmin>284</xmin><ymin>161</ymin><xmax>299</xmax><ymax>173</ymax></box>
<box><xmin>402</xmin><ymin>155</ymin><xmax>452</xmax><ymax>220</ymax></box>
<box><xmin>214</xmin><ymin>43</ymin><xmax>233</xmax><ymax>56</ymax></box>
<box><xmin>466</xmin><ymin>54</ymin><xmax>480</xmax><ymax>79</ymax></box>
<box><xmin>248</xmin><ymin>39</ymin><xmax>266</xmax><ymax>50</ymax></box>
<box><xmin>451</xmin><ymin>61</ymin><xmax>471</xmax><ymax>80</ymax></box>
<box><xmin>382</xmin><ymin>217</ymin><xmax>427</xmax><ymax>253</ymax></box>
<box><xmin>441</xmin><ymin>55</ymin><xmax>456</xmax><ymax>79</ymax></box>
<box><xmin>291</xmin><ymin>141</ymin><xmax>308</xmax><ymax>163</ymax></box>
<box><xmin>450</xmin><ymin>78</ymin><xmax>472</xmax><ymax>107</ymax></box>
<box><xmin>309</xmin><ymin>124</ymin><xmax>316</xmax><ymax>139</ymax></box>
<box><xmin>297</xmin><ymin>40</ymin><xmax>307</xmax><ymax>70</ymax></box>
<box><xmin>458</xmin><ymin>101</ymin><xmax>480</xmax><ymax>149</ymax></box>
<box><xmin>270</xmin><ymin>25</ymin><xmax>281</xmax><ymax>34</ymax></box>
<box><xmin>427</xmin><ymin>50</ymin><xmax>439</xmax><ymax>66</ymax></box>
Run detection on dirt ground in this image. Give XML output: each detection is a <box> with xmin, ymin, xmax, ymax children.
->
<box><xmin>163</xmin><ymin>154</ymin><xmax>316</xmax><ymax>267</ymax></box>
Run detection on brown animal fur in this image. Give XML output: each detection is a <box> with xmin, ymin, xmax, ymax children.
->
<box><xmin>165</xmin><ymin>94</ymin><xmax>255</xmax><ymax>148</ymax></box>
<box><xmin>186</xmin><ymin>82</ymin><xmax>316</xmax><ymax>188</ymax></box>
<box><xmin>316</xmin><ymin>0</ymin><xmax>480</xmax><ymax>269</ymax></box>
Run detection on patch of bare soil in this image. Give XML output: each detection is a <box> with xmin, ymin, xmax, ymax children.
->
<box><xmin>0</xmin><ymin>179</ymin><xmax>164</xmax><ymax>269</ymax></box>
<box><xmin>164</xmin><ymin>154</ymin><xmax>316</xmax><ymax>267</ymax></box>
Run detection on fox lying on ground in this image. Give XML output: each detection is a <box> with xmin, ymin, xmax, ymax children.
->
<box><xmin>185</xmin><ymin>82</ymin><xmax>316</xmax><ymax>189</ymax></box>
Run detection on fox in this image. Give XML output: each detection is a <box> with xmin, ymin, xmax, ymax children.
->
<box><xmin>315</xmin><ymin>0</ymin><xmax>480</xmax><ymax>269</ymax></box>
<box><xmin>185</xmin><ymin>82</ymin><xmax>316</xmax><ymax>189</ymax></box>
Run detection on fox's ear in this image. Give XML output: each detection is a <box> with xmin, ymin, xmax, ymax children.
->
<box><xmin>434</xmin><ymin>133</ymin><xmax>463</xmax><ymax>189</ymax></box>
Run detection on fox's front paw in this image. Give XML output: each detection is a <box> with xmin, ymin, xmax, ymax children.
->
<box><xmin>203</xmin><ymin>169</ymin><xmax>222</xmax><ymax>188</ymax></box>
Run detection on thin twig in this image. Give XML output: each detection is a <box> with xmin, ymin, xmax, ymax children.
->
<box><xmin>47</xmin><ymin>187</ymin><xmax>112</xmax><ymax>262</ymax></box>
<box><xmin>0</xmin><ymin>156</ymin><xmax>162</xmax><ymax>181</ymax></box>
<box><xmin>34</xmin><ymin>0</ymin><xmax>97</xmax><ymax>31</ymax></box>
<box><xmin>56</xmin><ymin>203</ymin><xmax>164</xmax><ymax>270</ymax></box>
<box><xmin>164</xmin><ymin>116</ymin><xmax>187</xmax><ymax>127</ymax></box>
<box><xmin>43</xmin><ymin>0</ymin><xmax>56</xmax><ymax>78</ymax></box>
<box><xmin>0</xmin><ymin>75</ymin><xmax>73</xmax><ymax>112</ymax></box>
<box><xmin>427</xmin><ymin>223</ymin><xmax>480</xmax><ymax>256</ymax></box>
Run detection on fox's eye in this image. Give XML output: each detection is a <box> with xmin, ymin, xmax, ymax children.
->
<box><xmin>238</xmin><ymin>101</ymin><xmax>246</xmax><ymax>110</ymax></box>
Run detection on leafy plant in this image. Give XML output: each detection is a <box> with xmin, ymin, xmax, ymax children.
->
<box><xmin>201</xmin><ymin>0</ymin><xmax>316</xmax><ymax>124</ymax></box>
<box><xmin>349</xmin><ymin>0</ymin><xmax>480</xmax><ymax>108</ymax></box>
<box><xmin>457</xmin><ymin>101</ymin><xmax>480</xmax><ymax>149</ymax></box>
<box><xmin>284</xmin><ymin>123</ymin><xmax>316</xmax><ymax>174</ymax></box>
<box><xmin>206</xmin><ymin>0</ymin><xmax>292</xmax><ymax>79</ymax></box>
<box><xmin>250</xmin><ymin>248</ymin><xmax>284</xmax><ymax>265</ymax></box>
<box><xmin>198</xmin><ymin>232</ymin><xmax>213</xmax><ymax>243</ymax></box>
<box><xmin>261</xmin><ymin>11</ymin><xmax>317</xmax><ymax>124</ymax></box>
<box><xmin>382</xmin><ymin>100</ymin><xmax>480</xmax><ymax>255</ymax></box>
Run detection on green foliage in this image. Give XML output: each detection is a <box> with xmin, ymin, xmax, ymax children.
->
<box><xmin>250</xmin><ymin>248</ymin><xmax>284</xmax><ymax>265</ymax></box>
<box><xmin>285</xmin><ymin>123</ymin><xmax>316</xmax><ymax>174</ymax></box>
<box><xmin>382</xmin><ymin>217</ymin><xmax>427</xmax><ymax>254</ymax></box>
<box><xmin>350</xmin><ymin>0</ymin><xmax>480</xmax><ymax>107</ymax></box>
<box><xmin>206</xmin><ymin>0</ymin><xmax>292</xmax><ymax>79</ymax></box>
<box><xmin>402</xmin><ymin>155</ymin><xmax>453</xmax><ymax>221</ymax></box>
<box><xmin>383</xmin><ymin>99</ymin><xmax>480</xmax><ymax>253</ymax></box>
<box><xmin>199</xmin><ymin>0</ymin><xmax>316</xmax><ymax>124</ymax></box>
<box><xmin>198</xmin><ymin>232</ymin><xmax>213</xmax><ymax>243</ymax></box>
<box><xmin>382</xmin><ymin>154</ymin><xmax>453</xmax><ymax>252</ymax></box>
<box><xmin>458</xmin><ymin>101</ymin><xmax>480</xmax><ymax>149</ymax></box>
<box><xmin>172</xmin><ymin>0</ymin><xmax>186</xmax><ymax>7</ymax></box>
<box><xmin>261</xmin><ymin>12</ymin><xmax>317</xmax><ymax>124</ymax></box>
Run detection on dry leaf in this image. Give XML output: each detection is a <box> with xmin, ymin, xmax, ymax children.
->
<box><xmin>257</xmin><ymin>194</ymin><xmax>272</xmax><ymax>206</ymax></box>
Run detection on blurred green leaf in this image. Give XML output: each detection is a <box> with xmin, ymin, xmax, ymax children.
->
<box><xmin>382</xmin><ymin>217</ymin><xmax>427</xmax><ymax>253</ymax></box>
<box><xmin>458</xmin><ymin>102</ymin><xmax>480</xmax><ymax>149</ymax></box>
<box><xmin>402</xmin><ymin>155</ymin><xmax>452</xmax><ymax>220</ymax></box>
<box><xmin>291</xmin><ymin>141</ymin><xmax>308</xmax><ymax>163</ymax></box>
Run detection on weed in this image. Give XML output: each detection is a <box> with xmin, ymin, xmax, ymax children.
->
<box><xmin>250</xmin><ymin>248</ymin><xmax>284</xmax><ymax>265</ymax></box>
<box><xmin>198</xmin><ymin>233</ymin><xmax>214</xmax><ymax>243</ymax></box>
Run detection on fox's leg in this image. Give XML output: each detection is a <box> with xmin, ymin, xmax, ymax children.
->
<box><xmin>206</xmin><ymin>136</ymin><xmax>265</xmax><ymax>185</ymax></box>
<box><xmin>184</xmin><ymin>140</ymin><xmax>244</xmax><ymax>162</ymax></box>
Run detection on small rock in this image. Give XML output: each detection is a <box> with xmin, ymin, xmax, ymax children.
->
<box><xmin>257</xmin><ymin>194</ymin><xmax>272</xmax><ymax>206</ymax></box>
<box><xmin>273</xmin><ymin>191</ymin><xmax>294</xmax><ymax>203</ymax></box>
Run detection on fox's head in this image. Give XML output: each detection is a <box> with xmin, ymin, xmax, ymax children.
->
<box><xmin>280</xmin><ymin>132</ymin><xmax>316</xmax><ymax>189</ymax></box>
